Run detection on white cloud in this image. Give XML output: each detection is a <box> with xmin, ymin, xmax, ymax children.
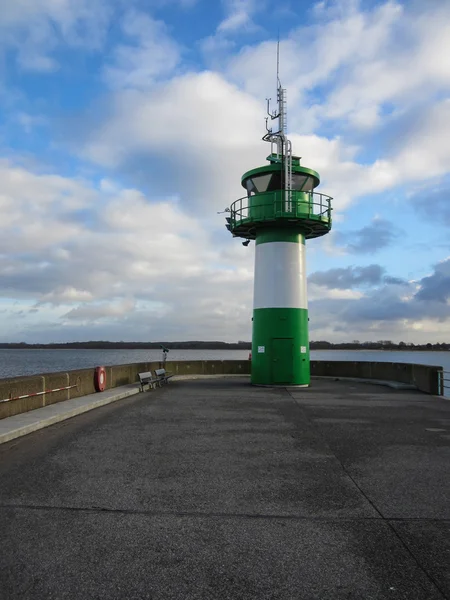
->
<box><xmin>15</xmin><ymin>112</ymin><xmax>47</xmax><ymax>133</ymax></box>
<box><xmin>309</xmin><ymin>284</ymin><xmax>365</xmax><ymax>301</ymax></box>
<box><xmin>218</xmin><ymin>0</ymin><xmax>260</xmax><ymax>33</ymax></box>
<box><xmin>0</xmin><ymin>158</ymin><xmax>255</xmax><ymax>342</ymax></box>
<box><xmin>225</xmin><ymin>0</ymin><xmax>450</xmax><ymax>134</ymax></box>
<box><xmin>290</xmin><ymin>98</ymin><xmax>450</xmax><ymax>211</ymax></box>
<box><xmin>41</xmin><ymin>287</ymin><xmax>95</xmax><ymax>304</ymax></box>
<box><xmin>81</xmin><ymin>72</ymin><xmax>450</xmax><ymax>223</ymax></box>
<box><xmin>307</xmin><ymin>256</ymin><xmax>450</xmax><ymax>343</ymax></box>
<box><xmin>78</xmin><ymin>1</ymin><xmax>450</xmax><ymax>219</ymax></box>
<box><xmin>74</xmin><ymin>0</ymin><xmax>450</xmax><ymax>303</ymax></box>
<box><xmin>200</xmin><ymin>0</ymin><xmax>262</xmax><ymax>60</ymax></box>
<box><xmin>393</xmin><ymin>100</ymin><xmax>450</xmax><ymax>178</ymax></box>
<box><xmin>0</xmin><ymin>0</ymin><xmax>113</xmax><ymax>70</ymax></box>
<box><xmin>64</xmin><ymin>298</ymin><xmax>136</xmax><ymax>321</ymax></box>
<box><xmin>0</xmin><ymin>155</ymin><xmax>448</xmax><ymax>344</ymax></box>
<box><xmin>83</xmin><ymin>71</ymin><xmax>265</xmax><ymax>211</ymax></box>
<box><xmin>104</xmin><ymin>10</ymin><xmax>181</xmax><ymax>89</ymax></box>
<box><xmin>85</xmin><ymin>72</ymin><xmax>262</xmax><ymax>160</ymax></box>
<box><xmin>0</xmin><ymin>159</ymin><xmax>95</xmax><ymax>252</ymax></box>
<box><xmin>225</xmin><ymin>1</ymin><xmax>403</xmax><ymax>126</ymax></box>
<box><xmin>322</xmin><ymin>4</ymin><xmax>450</xmax><ymax>128</ymax></box>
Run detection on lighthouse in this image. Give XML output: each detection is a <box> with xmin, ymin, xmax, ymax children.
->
<box><xmin>225</xmin><ymin>66</ymin><xmax>333</xmax><ymax>386</ymax></box>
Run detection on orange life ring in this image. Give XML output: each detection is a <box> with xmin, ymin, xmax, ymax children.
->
<box><xmin>94</xmin><ymin>366</ymin><xmax>107</xmax><ymax>392</ymax></box>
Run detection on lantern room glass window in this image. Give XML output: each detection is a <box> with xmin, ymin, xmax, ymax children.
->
<box><xmin>246</xmin><ymin>179</ymin><xmax>257</xmax><ymax>195</ymax></box>
<box><xmin>291</xmin><ymin>174</ymin><xmax>314</xmax><ymax>192</ymax></box>
<box><xmin>245</xmin><ymin>172</ymin><xmax>315</xmax><ymax>196</ymax></box>
<box><xmin>245</xmin><ymin>173</ymin><xmax>282</xmax><ymax>196</ymax></box>
<box><xmin>252</xmin><ymin>173</ymin><xmax>272</xmax><ymax>192</ymax></box>
<box><xmin>245</xmin><ymin>174</ymin><xmax>272</xmax><ymax>195</ymax></box>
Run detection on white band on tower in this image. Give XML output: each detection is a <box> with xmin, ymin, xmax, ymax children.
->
<box><xmin>253</xmin><ymin>241</ymin><xmax>308</xmax><ymax>309</ymax></box>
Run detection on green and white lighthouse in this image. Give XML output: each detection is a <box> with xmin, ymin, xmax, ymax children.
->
<box><xmin>225</xmin><ymin>72</ymin><xmax>333</xmax><ymax>386</ymax></box>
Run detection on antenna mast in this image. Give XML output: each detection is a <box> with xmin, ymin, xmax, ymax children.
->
<box><xmin>263</xmin><ymin>38</ymin><xmax>292</xmax><ymax>209</ymax></box>
<box><xmin>276</xmin><ymin>33</ymin><xmax>280</xmax><ymax>92</ymax></box>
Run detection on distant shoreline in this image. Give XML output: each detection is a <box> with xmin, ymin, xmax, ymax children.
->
<box><xmin>0</xmin><ymin>342</ymin><xmax>448</xmax><ymax>352</ymax></box>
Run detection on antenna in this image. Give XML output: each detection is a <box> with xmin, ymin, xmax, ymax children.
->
<box><xmin>263</xmin><ymin>38</ymin><xmax>287</xmax><ymax>142</ymax></box>
<box><xmin>276</xmin><ymin>33</ymin><xmax>280</xmax><ymax>90</ymax></box>
<box><xmin>262</xmin><ymin>37</ymin><xmax>293</xmax><ymax>209</ymax></box>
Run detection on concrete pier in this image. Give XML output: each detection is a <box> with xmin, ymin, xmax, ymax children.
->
<box><xmin>1</xmin><ymin>378</ymin><xmax>449</xmax><ymax>599</ymax></box>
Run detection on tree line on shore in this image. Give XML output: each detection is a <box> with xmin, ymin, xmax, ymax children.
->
<box><xmin>0</xmin><ymin>340</ymin><xmax>448</xmax><ymax>351</ymax></box>
<box><xmin>310</xmin><ymin>340</ymin><xmax>449</xmax><ymax>351</ymax></box>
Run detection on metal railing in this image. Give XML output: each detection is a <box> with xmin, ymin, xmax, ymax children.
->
<box><xmin>0</xmin><ymin>383</ymin><xmax>78</xmax><ymax>404</ymax></box>
<box><xmin>229</xmin><ymin>191</ymin><xmax>332</xmax><ymax>226</ymax></box>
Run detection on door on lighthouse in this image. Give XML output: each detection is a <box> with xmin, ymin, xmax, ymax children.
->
<box><xmin>271</xmin><ymin>338</ymin><xmax>294</xmax><ymax>384</ymax></box>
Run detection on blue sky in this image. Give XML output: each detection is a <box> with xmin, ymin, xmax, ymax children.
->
<box><xmin>0</xmin><ymin>0</ymin><xmax>449</xmax><ymax>343</ymax></box>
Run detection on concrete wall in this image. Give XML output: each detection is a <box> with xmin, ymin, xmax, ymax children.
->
<box><xmin>0</xmin><ymin>359</ymin><xmax>442</xmax><ymax>420</ymax></box>
<box><xmin>310</xmin><ymin>361</ymin><xmax>443</xmax><ymax>395</ymax></box>
<box><xmin>0</xmin><ymin>376</ymin><xmax>45</xmax><ymax>418</ymax></box>
<box><xmin>164</xmin><ymin>360</ymin><xmax>250</xmax><ymax>376</ymax></box>
<box><xmin>0</xmin><ymin>362</ymin><xmax>154</xmax><ymax>420</ymax></box>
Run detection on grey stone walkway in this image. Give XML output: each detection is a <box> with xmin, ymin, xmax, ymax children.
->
<box><xmin>0</xmin><ymin>378</ymin><xmax>449</xmax><ymax>599</ymax></box>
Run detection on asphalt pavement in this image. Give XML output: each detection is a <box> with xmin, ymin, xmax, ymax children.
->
<box><xmin>1</xmin><ymin>378</ymin><xmax>449</xmax><ymax>599</ymax></box>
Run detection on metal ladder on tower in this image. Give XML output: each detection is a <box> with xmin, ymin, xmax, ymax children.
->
<box><xmin>279</xmin><ymin>87</ymin><xmax>293</xmax><ymax>213</ymax></box>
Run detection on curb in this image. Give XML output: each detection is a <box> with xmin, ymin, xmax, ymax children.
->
<box><xmin>0</xmin><ymin>385</ymin><xmax>140</xmax><ymax>445</ymax></box>
<box><xmin>311</xmin><ymin>375</ymin><xmax>417</xmax><ymax>391</ymax></box>
<box><xmin>173</xmin><ymin>374</ymin><xmax>249</xmax><ymax>381</ymax></box>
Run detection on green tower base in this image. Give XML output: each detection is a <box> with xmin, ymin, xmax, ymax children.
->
<box><xmin>251</xmin><ymin>308</ymin><xmax>310</xmax><ymax>386</ymax></box>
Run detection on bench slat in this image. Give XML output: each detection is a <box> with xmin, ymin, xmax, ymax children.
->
<box><xmin>154</xmin><ymin>368</ymin><xmax>173</xmax><ymax>384</ymax></box>
<box><xmin>138</xmin><ymin>371</ymin><xmax>159</xmax><ymax>391</ymax></box>
<box><xmin>138</xmin><ymin>371</ymin><xmax>153</xmax><ymax>380</ymax></box>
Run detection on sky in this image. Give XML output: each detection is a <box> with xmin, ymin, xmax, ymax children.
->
<box><xmin>0</xmin><ymin>0</ymin><xmax>449</xmax><ymax>344</ymax></box>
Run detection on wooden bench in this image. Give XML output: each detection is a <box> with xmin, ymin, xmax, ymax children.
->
<box><xmin>154</xmin><ymin>368</ymin><xmax>173</xmax><ymax>385</ymax></box>
<box><xmin>137</xmin><ymin>371</ymin><xmax>159</xmax><ymax>391</ymax></box>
